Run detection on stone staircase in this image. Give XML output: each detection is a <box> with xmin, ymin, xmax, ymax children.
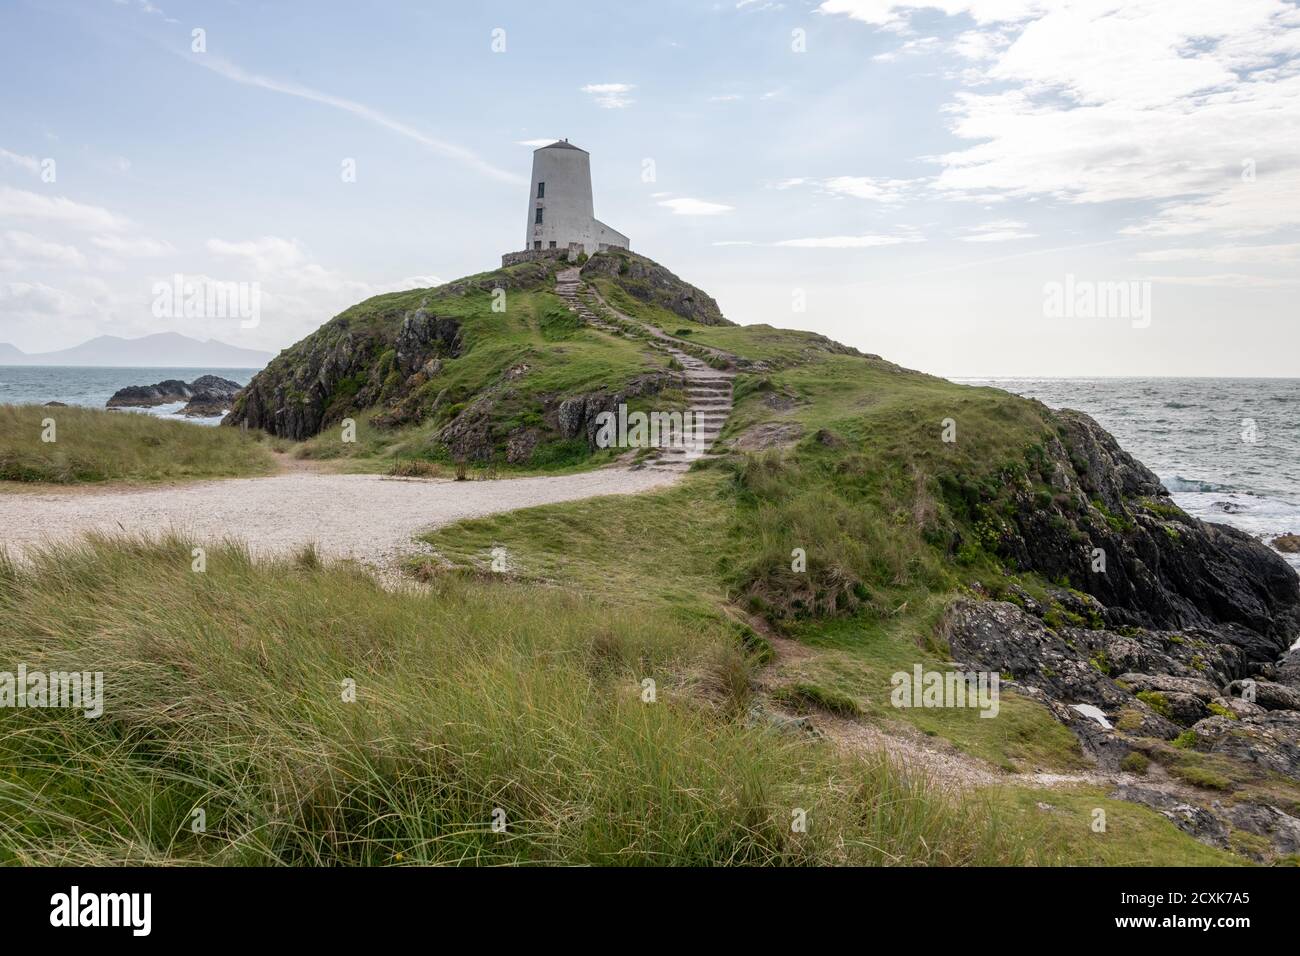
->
<box><xmin>555</xmin><ymin>267</ymin><xmax>735</xmax><ymax>472</ymax></box>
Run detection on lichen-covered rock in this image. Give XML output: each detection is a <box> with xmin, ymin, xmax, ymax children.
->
<box><xmin>1190</xmin><ymin>712</ymin><xmax>1300</xmax><ymax>777</ymax></box>
<box><xmin>1225</xmin><ymin>679</ymin><xmax>1300</xmax><ymax>712</ymax></box>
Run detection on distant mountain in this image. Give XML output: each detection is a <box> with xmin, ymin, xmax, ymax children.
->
<box><xmin>0</xmin><ymin>333</ymin><xmax>274</xmax><ymax>368</ymax></box>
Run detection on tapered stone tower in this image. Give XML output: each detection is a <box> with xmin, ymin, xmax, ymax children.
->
<box><xmin>525</xmin><ymin>140</ymin><xmax>628</xmax><ymax>255</ymax></box>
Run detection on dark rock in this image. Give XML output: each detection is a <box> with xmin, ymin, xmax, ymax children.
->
<box><xmin>1221</xmin><ymin>802</ymin><xmax>1300</xmax><ymax>856</ymax></box>
<box><xmin>1272</xmin><ymin>534</ymin><xmax>1300</xmax><ymax>553</ymax></box>
<box><xmin>1226</xmin><ymin>679</ymin><xmax>1300</xmax><ymax>711</ymax></box>
<box><xmin>1115</xmin><ymin>672</ymin><xmax>1219</xmax><ymax>702</ymax></box>
<box><xmin>942</xmin><ymin>600</ymin><xmax>1131</xmax><ymax>709</ymax></box>
<box><xmin>1191</xmin><ymin>712</ymin><xmax>1300</xmax><ymax>777</ymax></box>
<box><xmin>996</xmin><ymin>409</ymin><xmax>1300</xmax><ymax>661</ymax></box>
<box><xmin>43</xmin><ymin>400</ymin><xmax>67</xmax><ymax>406</ymax></box>
<box><xmin>1111</xmin><ymin>784</ymin><xmax>1231</xmax><ymax>848</ymax></box>
<box><xmin>180</xmin><ymin>375</ymin><xmax>241</xmax><ymax>417</ymax></box>
<box><xmin>107</xmin><ymin>379</ymin><xmax>192</xmax><ymax>407</ymax></box>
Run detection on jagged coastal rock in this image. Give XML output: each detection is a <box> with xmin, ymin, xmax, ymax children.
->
<box><xmin>106</xmin><ymin>375</ymin><xmax>242</xmax><ymax>417</ymax></box>
<box><xmin>939</xmin><ymin>410</ymin><xmax>1300</xmax><ymax>857</ymax></box>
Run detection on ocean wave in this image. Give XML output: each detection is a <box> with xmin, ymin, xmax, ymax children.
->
<box><xmin>1163</xmin><ymin>475</ymin><xmax>1233</xmax><ymax>494</ymax></box>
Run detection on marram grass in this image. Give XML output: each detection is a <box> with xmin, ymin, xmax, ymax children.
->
<box><xmin>0</xmin><ymin>535</ymin><xmax>1045</xmax><ymax>866</ymax></box>
<box><xmin>0</xmin><ymin>404</ymin><xmax>274</xmax><ymax>483</ymax></box>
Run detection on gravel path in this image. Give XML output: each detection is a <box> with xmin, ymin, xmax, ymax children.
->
<box><xmin>0</xmin><ymin>468</ymin><xmax>679</xmax><ymax>570</ymax></box>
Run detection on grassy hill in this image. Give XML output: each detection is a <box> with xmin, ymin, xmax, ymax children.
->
<box><xmin>2</xmin><ymin>250</ymin><xmax>1296</xmax><ymax>865</ymax></box>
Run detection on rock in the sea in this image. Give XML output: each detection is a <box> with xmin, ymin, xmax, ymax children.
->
<box><xmin>105</xmin><ymin>374</ymin><xmax>241</xmax><ymax>416</ymax></box>
<box><xmin>106</xmin><ymin>379</ymin><xmax>193</xmax><ymax>407</ymax></box>
<box><xmin>1273</xmin><ymin>533</ymin><xmax>1300</xmax><ymax>553</ymax></box>
<box><xmin>179</xmin><ymin>375</ymin><xmax>241</xmax><ymax>417</ymax></box>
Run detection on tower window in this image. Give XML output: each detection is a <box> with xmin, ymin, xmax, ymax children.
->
<box><xmin>535</xmin><ymin>207</ymin><xmax>543</xmax><ymax>224</ymax></box>
<box><xmin>533</xmin><ymin>241</ymin><xmax>541</xmax><ymax>250</ymax></box>
<box><xmin>548</xmin><ymin>241</ymin><xmax>556</xmax><ymax>248</ymax></box>
<box><xmin>537</xmin><ymin>182</ymin><xmax>545</xmax><ymax>199</ymax></box>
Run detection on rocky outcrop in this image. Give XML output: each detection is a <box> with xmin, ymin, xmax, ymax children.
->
<box><xmin>107</xmin><ymin>379</ymin><xmax>193</xmax><ymax>407</ymax></box>
<box><xmin>992</xmin><ymin>409</ymin><xmax>1300</xmax><ymax>659</ymax></box>
<box><xmin>580</xmin><ymin>250</ymin><xmax>733</xmax><ymax>327</ymax></box>
<box><xmin>180</xmin><ymin>375</ymin><xmax>242</xmax><ymax>417</ymax></box>
<box><xmin>106</xmin><ymin>375</ymin><xmax>241</xmax><ymax>416</ymax></box>
<box><xmin>225</xmin><ymin>293</ymin><xmax>463</xmax><ymax>440</ymax></box>
<box><xmin>942</xmin><ymin>589</ymin><xmax>1300</xmax><ymax>859</ymax></box>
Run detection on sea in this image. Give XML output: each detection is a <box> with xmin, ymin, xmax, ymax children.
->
<box><xmin>0</xmin><ymin>366</ymin><xmax>258</xmax><ymax>427</ymax></box>
<box><xmin>957</xmin><ymin>378</ymin><xmax>1300</xmax><ymax>573</ymax></box>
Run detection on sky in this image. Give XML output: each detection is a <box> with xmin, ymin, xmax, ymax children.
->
<box><xmin>1</xmin><ymin>0</ymin><xmax>1298</xmax><ymax>376</ymax></box>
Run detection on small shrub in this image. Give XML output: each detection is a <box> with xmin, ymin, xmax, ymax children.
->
<box><xmin>773</xmin><ymin>682</ymin><xmax>861</xmax><ymax>717</ymax></box>
<box><xmin>1207</xmin><ymin>701</ymin><xmax>1238</xmax><ymax>721</ymax></box>
<box><xmin>1137</xmin><ymin>690</ymin><xmax>1172</xmax><ymax>718</ymax></box>
<box><xmin>1120</xmin><ymin>751</ymin><xmax>1150</xmax><ymax>773</ymax></box>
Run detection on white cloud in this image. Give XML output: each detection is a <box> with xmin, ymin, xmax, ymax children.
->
<box><xmin>873</xmin><ymin>36</ymin><xmax>940</xmax><ymax>61</ymax></box>
<box><xmin>827</xmin><ymin>0</ymin><xmax>1300</xmax><ymax>239</ymax></box>
<box><xmin>516</xmin><ymin>139</ymin><xmax>558</xmax><ymax>147</ymax></box>
<box><xmin>657</xmin><ymin>197</ymin><xmax>734</xmax><ymax>216</ymax></box>
<box><xmin>960</xmin><ymin>218</ymin><xmax>1036</xmax><ymax>242</ymax></box>
<box><xmin>1136</xmin><ymin>242</ymin><xmax>1300</xmax><ymax>263</ymax></box>
<box><xmin>775</xmin><ymin>232</ymin><xmax>925</xmax><ymax>248</ymax></box>
<box><xmin>91</xmin><ymin>234</ymin><xmax>175</xmax><ymax>257</ymax></box>
<box><xmin>0</xmin><ymin>231</ymin><xmax>86</xmax><ymax>268</ymax></box>
<box><xmin>190</xmin><ymin>54</ymin><xmax>522</xmax><ymax>184</ymax></box>
<box><xmin>0</xmin><ymin>186</ymin><xmax>132</xmax><ymax>232</ymax></box>
<box><xmin>581</xmin><ymin>83</ymin><xmax>636</xmax><ymax>108</ymax></box>
<box><xmin>821</xmin><ymin>176</ymin><xmax>915</xmax><ymax>202</ymax></box>
<box><xmin>0</xmin><ymin>147</ymin><xmax>41</xmax><ymax>176</ymax></box>
<box><xmin>0</xmin><ymin>281</ymin><xmax>96</xmax><ymax>318</ymax></box>
<box><xmin>818</xmin><ymin>0</ymin><xmax>1046</xmax><ymax>28</ymax></box>
<box><xmin>1141</xmin><ymin>272</ymin><xmax>1300</xmax><ymax>288</ymax></box>
<box><xmin>773</xmin><ymin>175</ymin><xmax>916</xmax><ymax>202</ymax></box>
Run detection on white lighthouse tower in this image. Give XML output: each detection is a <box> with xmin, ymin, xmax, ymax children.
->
<box><xmin>525</xmin><ymin>140</ymin><xmax>628</xmax><ymax>256</ymax></box>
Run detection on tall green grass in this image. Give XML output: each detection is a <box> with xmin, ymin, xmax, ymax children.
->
<box><xmin>0</xmin><ymin>536</ymin><xmax>1039</xmax><ymax>866</ymax></box>
<box><xmin>0</xmin><ymin>405</ymin><xmax>274</xmax><ymax>483</ymax></box>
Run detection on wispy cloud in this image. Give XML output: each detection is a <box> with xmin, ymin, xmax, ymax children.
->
<box><xmin>0</xmin><ymin>186</ymin><xmax>132</xmax><ymax>232</ymax></box>
<box><xmin>657</xmin><ymin>197</ymin><xmax>734</xmax><ymax>216</ymax></box>
<box><xmin>775</xmin><ymin>232</ymin><xmax>925</xmax><ymax>248</ymax></box>
<box><xmin>1</xmin><ymin>231</ymin><xmax>87</xmax><ymax>269</ymax></box>
<box><xmin>91</xmin><ymin>234</ymin><xmax>175</xmax><ymax>257</ymax></box>
<box><xmin>0</xmin><ymin>147</ymin><xmax>41</xmax><ymax>176</ymax></box>
<box><xmin>189</xmin><ymin>54</ymin><xmax>522</xmax><ymax>184</ymax></box>
<box><xmin>581</xmin><ymin>83</ymin><xmax>636</xmax><ymax>108</ymax></box>
<box><xmin>960</xmin><ymin>219</ymin><xmax>1036</xmax><ymax>242</ymax></box>
<box><xmin>1136</xmin><ymin>243</ymin><xmax>1300</xmax><ymax>264</ymax></box>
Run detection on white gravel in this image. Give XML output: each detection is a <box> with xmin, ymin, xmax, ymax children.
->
<box><xmin>0</xmin><ymin>468</ymin><xmax>680</xmax><ymax>570</ymax></box>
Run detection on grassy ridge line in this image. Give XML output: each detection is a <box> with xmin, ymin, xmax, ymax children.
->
<box><xmin>0</xmin><ymin>405</ymin><xmax>275</xmax><ymax>484</ymax></box>
<box><xmin>0</xmin><ymin>534</ymin><xmax>1108</xmax><ymax>866</ymax></box>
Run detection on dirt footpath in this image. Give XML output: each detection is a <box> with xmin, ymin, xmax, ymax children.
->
<box><xmin>0</xmin><ymin>468</ymin><xmax>679</xmax><ymax>569</ymax></box>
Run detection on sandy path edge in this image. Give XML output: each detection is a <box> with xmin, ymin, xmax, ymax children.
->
<box><xmin>0</xmin><ymin>468</ymin><xmax>680</xmax><ymax>571</ymax></box>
